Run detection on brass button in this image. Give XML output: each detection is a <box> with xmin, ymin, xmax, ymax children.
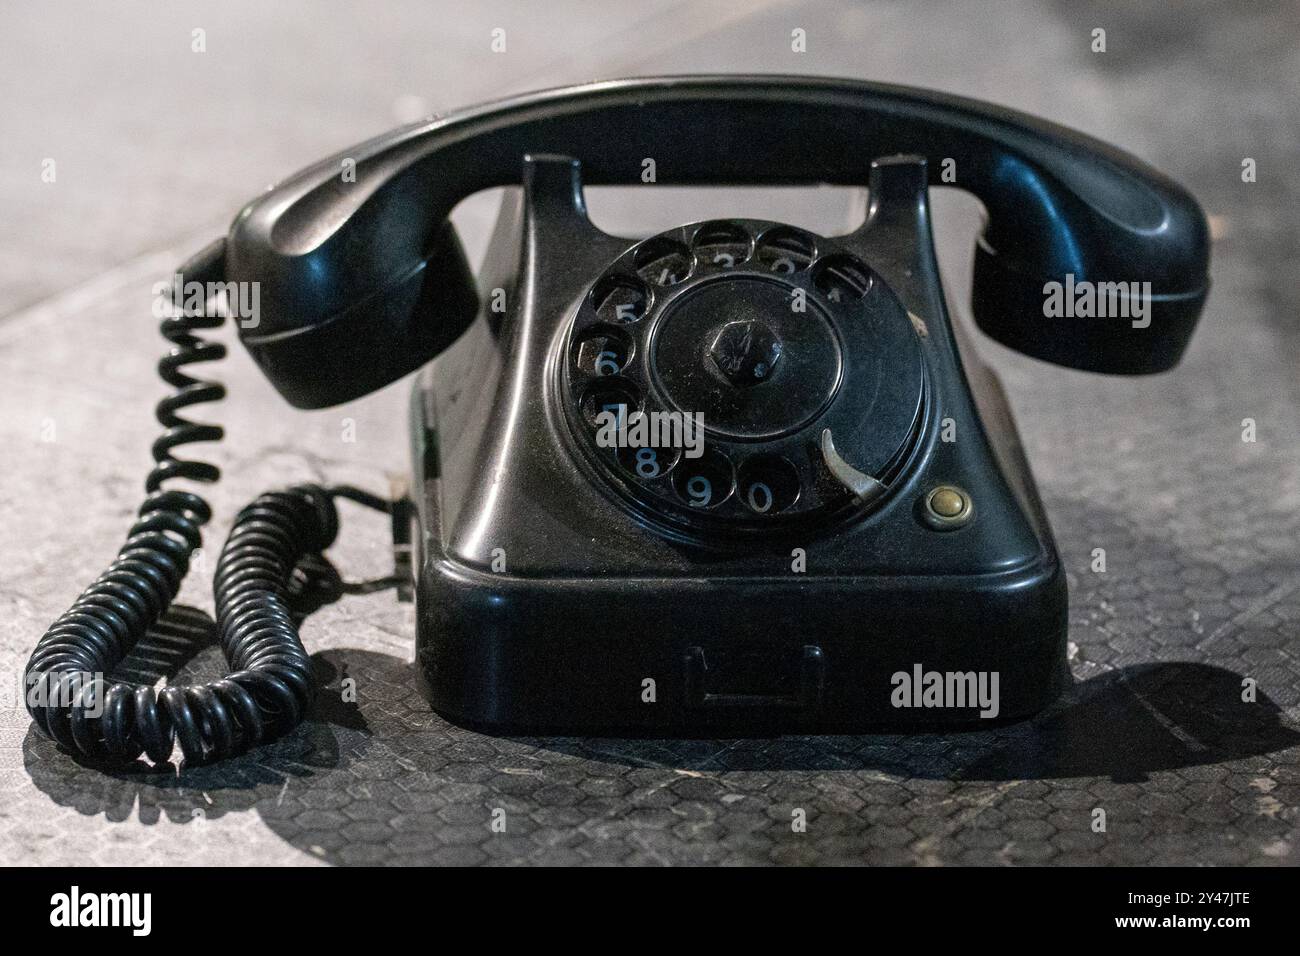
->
<box><xmin>929</xmin><ymin>487</ymin><xmax>966</xmax><ymax>518</ymax></box>
<box><xmin>922</xmin><ymin>485</ymin><xmax>973</xmax><ymax>530</ymax></box>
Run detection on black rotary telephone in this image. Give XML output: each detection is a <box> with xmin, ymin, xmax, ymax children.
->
<box><xmin>25</xmin><ymin>77</ymin><xmax>1209</xmax><ymax>766</ymax></box>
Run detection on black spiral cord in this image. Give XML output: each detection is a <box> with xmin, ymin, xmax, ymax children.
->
<box><xmin>23</xmin><ymin>238</ymin><xmax>393</xmax><ymax>767</ymax></box>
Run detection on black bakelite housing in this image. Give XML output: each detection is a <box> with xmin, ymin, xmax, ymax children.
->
<box><xmin>222</xmin><ymin>76</ymin><xmax>1209</xmax><ymax>731</ymax></box>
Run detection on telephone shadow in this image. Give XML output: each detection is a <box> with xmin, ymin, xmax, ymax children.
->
<box><xmin>21</xmin><ymin>493</ymin><xmax>1300</xmax><ymax>863</ymax></box>
<box><xmin>527</xmin><ymin>660</ymin><xmax>1299</xmax><ymax>782</ymax></box>
<box><xmin>23</xmin><ymin>638</ymin><xmax>1298</xmax><ymax>864</ymax></box>
<box><xmin>25</xmin><ymin>636</ymin><xmax>1300</xmax><ymax>819</ymax></box>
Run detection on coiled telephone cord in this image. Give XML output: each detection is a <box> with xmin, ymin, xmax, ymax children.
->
<box><xmin>23</xmin><ymin>239</ymin><xmax>392</xmax><ymax>767</ymax></box>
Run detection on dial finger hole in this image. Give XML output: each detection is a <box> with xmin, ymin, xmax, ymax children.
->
<box><xmin>737</xmin><ymin>456</ymin><xmax>801</xmax><ymax>515</ymax></box>
<box><xmin>590</xmin><ymin>274</ymin><xmax>650</xmax><ymax>324</ymax></box>
<box><xmin>580</xmin><ymin>379</ymin><xmax>641</xmax><ymax>431</ymax></box>
<box><xmin>672</xmin><ymin>447</ymin><xmax>736</xmax><ymax>509</ymax></box>
<box><xmin>575</xmin><ymin>325</ymin><xmax>634</xmax><ymax>377</ymax></box>
<box><xmin>616</xmin><ymin>437</ymin><xmax>682</xmax><ymax>481</ymax></box>
<box><xmin>756</xmin><ymin>227</ymin><xmax>815</xmax><ymax>275</ymax></box>
<box><xmin>813</xmin><ymin>254</ymin><xmax>873</xmax><ymax>303</ymax></box>
<box><xmin>634</xmin><ymin>237</ymin><xmax>693</xmax><ymax>286</ymax></box>
<box><xmin>692</xmin><ymin>221</ymin><xmax>752</xmax><ymax>270</ymax></box>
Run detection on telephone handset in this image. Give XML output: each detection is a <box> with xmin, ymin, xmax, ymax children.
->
<box><xmin>26</xmin><ymin>77</ymin><xmax>1209</xmax><ymax>765</ymax></box>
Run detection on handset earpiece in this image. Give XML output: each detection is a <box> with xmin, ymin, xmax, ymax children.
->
<box><xmin>968</xmin><ymin>148</ymin><xmax>1209</xmax><ymax>373</ymax></box>
<box><xmin>227</xmin><ymin>75</ymin><xmax>1209</xmax><ymax>406</ymax></box>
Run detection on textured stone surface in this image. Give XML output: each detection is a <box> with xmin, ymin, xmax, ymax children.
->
<box><xmin>1</xmin><ymin>1</ymin><xmax>1297</xmax><ymax>865</ymax></box>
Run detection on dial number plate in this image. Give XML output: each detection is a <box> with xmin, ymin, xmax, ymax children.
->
<box><xmin>561</xmin><ymin>219</ymin><xmax>926</xmax><ymax>537</ymax></box>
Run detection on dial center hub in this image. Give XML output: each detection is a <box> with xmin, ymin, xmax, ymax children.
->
<box><xmin>652</xmin><ymin>277</ymin><xmax>842</xmax><ymax>441</ymax></box>
<box><xmin>708</xmin><ymin>319</ymin><xmax>784</xmax><ymax>386</ymax></box>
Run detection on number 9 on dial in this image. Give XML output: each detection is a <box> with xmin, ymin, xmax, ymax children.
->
<box><xmin>671</xmin><ymin>448</ymin><xmax>735</xmax><ymax>509</ymax></box>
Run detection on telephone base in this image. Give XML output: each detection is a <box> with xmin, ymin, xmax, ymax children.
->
<box><xmin>411</xmin><ymin>548</ymin><xmax>1069</xmax><ymax>734</ymax></box>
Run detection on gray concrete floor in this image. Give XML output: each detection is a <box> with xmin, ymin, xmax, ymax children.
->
<box><xmin>1</xmin><ymin>1</ymin><xmax>1298</xmax><ymax>865</ymax></box>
